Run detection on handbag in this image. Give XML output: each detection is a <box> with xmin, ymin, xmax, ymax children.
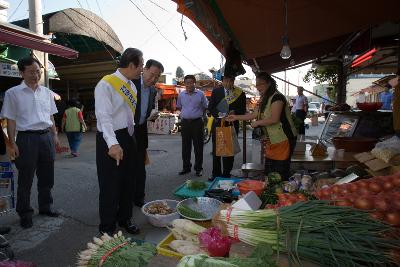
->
<box><xmin>231</xmin><ymin>126</ymin><xmax>241</xmax><ymax>155</ymax></box>
<box><xmin>215</xmin><ymin>119</ymin><xmax>234</xmax><ymax>157</ymax></box>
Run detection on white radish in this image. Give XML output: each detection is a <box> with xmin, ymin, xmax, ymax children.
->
<box><xmin>93</xmin><ymin>237</ymin><xmax>104</xmax><ymax>246</ymax></box>
<box><xmin>87</xmin><ymin>242</ymin><xmax>97</xmax><ymax>250</ymax></box>
<box><xmin>171</xmin><ymin>219</ymin><xmax>206</xmax><ymax>235</ymax></box>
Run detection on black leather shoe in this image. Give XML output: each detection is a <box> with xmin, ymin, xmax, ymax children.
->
<box><xmin>39</xmin><ymin>210</ymin><xmax>60</xmax><ymax>217</ymax></box>
<box><xmin>178</xmin><ymin>169</ymin><xmax>191</xmax><ymax>175</ymax></box>
<box><xmin>134</xmin><ymin>200</ymin><xmax>146</xmax><ymax>208</ymax></box>
<box><xmin>20</xmin><ymin>217</ymin><xmax>33</xmax><ymax>229</ymax></box>
<box><xmin>118</xmin><ymin>220</ymin><xmax>140</xmax><ymax>235</ymax></box>
<box><xmin>195</xmin><ymin>170</ymin><xmax>203</xmax><ymax>177</ymax></box>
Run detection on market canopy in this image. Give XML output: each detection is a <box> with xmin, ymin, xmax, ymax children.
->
<box><xmin>0</xmin><ymin>22</ymin><xmax>78</xmax><ymax>59</ymax></box>
<box><xmin>174</xmin><ymin>0</ymin><xmax>400</xmax><ymax>73</ymax></box>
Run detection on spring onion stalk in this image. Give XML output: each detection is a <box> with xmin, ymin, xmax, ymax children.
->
<box><xmin>216</xmin><ymin>201</ymin><xmax>400</xmax><ymax>266</ymax></box>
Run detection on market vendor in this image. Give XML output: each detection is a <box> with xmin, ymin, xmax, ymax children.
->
<box><xmin>227</xmin><ymin>72</ymin><xmax>297</xmax><ymax>179</ymax></box>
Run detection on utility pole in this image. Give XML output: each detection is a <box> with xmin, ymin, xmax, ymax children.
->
<box><xmin>29</xmin><ymin>0</ymin><xmax>49</xmax><ymax>87</ymax></box>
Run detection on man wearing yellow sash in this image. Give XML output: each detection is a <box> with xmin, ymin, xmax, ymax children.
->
<box><xmin>95</xmin><ymin>48</ymin><xmax>143</xmax><ymax>236</ymax></box>
<box><xmin>208</xmin><ymin>74</ymin><xmax>246</xmax><ymax>181</ymax></box>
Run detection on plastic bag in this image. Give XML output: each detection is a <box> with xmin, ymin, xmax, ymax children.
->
<box><xmin>198</xmin><ymin>227</ymin><xmax>234</xmax><ymax>257</ymax></box>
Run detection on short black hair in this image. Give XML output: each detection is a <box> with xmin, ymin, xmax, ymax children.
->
<box><xmin>184</xmin><ymin>75</ymin><xmax>196</xmax><ymax>82</ymax></box>
<box><xmin>118</xmin><ymin>48</ymin><xmax>143</xmax><ymax>68</ymax></box>
<box><xmin>145</xmin><ymin>59</ymin><xmax>164</xmax><ymax>73</ymax></box>
<box><xmin>17</xmin><ymin>57</ymin><xmax>41</xmax><ymax>72</ymax></box>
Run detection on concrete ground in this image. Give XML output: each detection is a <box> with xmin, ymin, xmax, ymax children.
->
<box><xmin>0</xmin><ymin>118</ymin><xmax>325</xmax><ymax>266</ymax></box>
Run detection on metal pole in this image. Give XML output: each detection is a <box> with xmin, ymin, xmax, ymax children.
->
<box><xmin>29</xmin><ymin>0</ymin><xmax>48</xmax><ymax>87</ymax></box>
<box><xmin>242</xmin><ymin>121</ymin><xmax>246</xmax><ymax>164</ymax></box>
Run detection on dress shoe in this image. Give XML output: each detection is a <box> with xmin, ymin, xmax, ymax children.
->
<box><xmin>195</xmin><ymin>170</ymin><xmax>203</xmax><ymax>177</ymax></box>
<box><xmin>20</xmin><ymin>217</ymin><xmax>33</xmax><ymax>229</ymax></box>
<box><xmin>134</xmin><ymin>200</ymin><xmax>146</xmax><ymax>208</ymax></box>
<box><xmin>178</xmin><ymin>169</ymin><xmax>191</xmax><ymax>175</ymax></box>
<box><xmin>0</xmin><ymin>226</ymin><xmax>11</xmax><ymax>235</ymax></box>
<box><xmin>118</xmin><ymin>220</ymin><xmax>140</xmax><ymax>235</ymax></box>
<box><xmin>39</xmin><ymin>210</ymin><xmax>60</xmax><ymax>217</ymax></box>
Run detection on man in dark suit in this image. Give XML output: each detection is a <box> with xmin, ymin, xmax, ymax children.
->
<box><xmin>132</xmin><ymin>59</ymin><xmax>163</xmax><ymax>207</ymax></box>
<box><xmin>208</xmin><ymin>74</ymin><xmax>246</xmax><ymax>181</ymax></box>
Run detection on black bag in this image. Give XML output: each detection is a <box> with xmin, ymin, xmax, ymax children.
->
<box><xmin>252</xmin><ymin>127</ymin><xmax>263</xmax><ymax>140</ymax></box>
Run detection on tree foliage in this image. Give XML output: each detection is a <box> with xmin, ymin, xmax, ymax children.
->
<box><xmin>303</xmin><ymin>65</ymin><xmax>338</xmax><ymax>86</ymax></box>
<box><xmin>176</xmin><ymin>66</ymin><xmax>185</xmax><ymax>79</ymax></box>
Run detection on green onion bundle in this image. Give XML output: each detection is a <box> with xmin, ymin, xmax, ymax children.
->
<box><xmin>216</xmin><ymin>201</ymin><xmax>400</xmax><ymax>266</ymax></box>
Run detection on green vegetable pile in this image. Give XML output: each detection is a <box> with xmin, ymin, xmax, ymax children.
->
<box><xmin>260</xmin><ymin>172</ymin><xmax>283</xmax><ymax>208</ymax></box>
<box><xmin>218</xmin><ymin>201</ymin><xmax>400</xmax><ymax>266</ymax></box>
<box><xmin>178</xmin><ymin>204</ymin><xmax>206</xmax><ymax>219</ymax></box>
<box><xmin>186</xmin><ymin>180</ymin><xmax>208</xmax><ymax>190</ymax></box>
<box><xmin>177</xmin><ymin>243</ymin><xmax>276</xmax><ymax>267</ymax></box>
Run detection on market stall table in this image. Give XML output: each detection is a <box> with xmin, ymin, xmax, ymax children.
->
<box><xmin>291</xmin><ymin>145</ymin><xmax>359</xmax><ymax>171</ymax></box>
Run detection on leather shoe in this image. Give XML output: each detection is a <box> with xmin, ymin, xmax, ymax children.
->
<box><xmin>20</xmin><ymin>217</ymin><xmax>33</xmax><ymax>229</ymax></box>
<box><xmin>118</xmin><ymin>220</ymin><xmax>140</xmax><ymax>235</ymax></box>
<box><xmin>178</xmin><ymin>169</ymin><xmax>191</xmax><ymax>175</ymax></box>
<box><xmin>39</xmin><ymin>210</ymin><xmax>60</xmax><ymax>217</ymax></box>
<box><xmin>195</xmin><ymin>170</ymin><xmax>203</xmax><ymax>177</ymax></box>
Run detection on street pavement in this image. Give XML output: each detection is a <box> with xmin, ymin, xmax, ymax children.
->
<box><xmin>1</xmin><ymin>118</ymin><xmax>325</xmax><ymax>266</ymax></box>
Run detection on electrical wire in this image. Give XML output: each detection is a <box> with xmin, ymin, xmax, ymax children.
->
<box><xmin>146</xmin><ymin>0</ymin><xmax>169</xmax><ymax>12</ymax></box>
<box><xmin>127</xmin><ymin>0</ymin><xmax>204</xmax><ymax>73</ymax></box>
<box><xmin>76</xmin><ymin>0</ymin><xmax>83</xmax><ymax>8</ymax></box>
<box><xmin>8</xmin><ymin>0</ymin><xmax>24</xmax><ymax>21</ymax></box>
<box><xmin>137</xmin><ymin>14</ymin><xmax>175</xmax><ymax>47</ymax></box>
<box><xmin>95</xmin><ymin>0</ymin><xmax>104</xmax><ymax>17</ymax></box>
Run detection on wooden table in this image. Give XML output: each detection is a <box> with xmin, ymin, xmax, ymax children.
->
<box><xmin>291</xmin><ymin>146</ymin><xmax>359</xmax><ymax>171</ymax></box>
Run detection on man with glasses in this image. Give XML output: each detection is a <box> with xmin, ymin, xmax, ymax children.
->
<box><xmin>177</xmin><ymin>75</ymin><xmax>208</xmax><ymax>177</ymax></box>
<box><xmin>1</xmin><ymin>57</ymin><xmax>60</xmax><ymax>228</ymax></box>
<box><xmin>132</xmin><ymin>59</ymin><xmax>164</xmax><ymax>207</ymax></box>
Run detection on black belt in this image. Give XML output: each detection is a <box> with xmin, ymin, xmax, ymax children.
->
<box><xmin>181</xmin><ymin>117</ymin><xmax>202</xmax><ymax>122</ymax></box>
<box><xmin>20</xmin><ymin>129</ymin><xmax>50</xmax><ymax>134</ymax></box>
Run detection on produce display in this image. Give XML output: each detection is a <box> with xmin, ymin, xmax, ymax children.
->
<box><xmin>314</xmin><ymin>172</ymin><xmax>400</xmax><ymax>226</ymax></box>
<box><xmin>144</xmin><ymin>201</ymin><xmax>174</xmax><ymax>215</ymax></box>
<box><xmin>167</xmin><ymin>219</ymin><xmax>206</xmax><ymax>255</ymax></box>
<box><xmin>177</xmin><ymin>243</ymin><xmax>277</xmax><ymax>267</ymax></box>
<box><xmin>215</xmin><ymin>201</ymin><xmax>400</xmax><ymax>266</ymax></box>
<box><xmin>76</xmin><ymin>231</ymin><xmax>156</xmax><ymax>267</ymax></box>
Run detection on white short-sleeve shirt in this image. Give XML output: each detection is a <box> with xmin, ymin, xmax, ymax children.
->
<box><xmin>295</xmin><ymin>95</ymin><xmax>308</xmax><ymax>110</ymax></box>
<box><xmin>0</xmin><ymin>81</ymin><xmax>58</xmax><ymax>131</ymax></box>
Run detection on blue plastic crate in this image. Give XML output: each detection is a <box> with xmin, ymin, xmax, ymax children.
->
<box><xmin>174</xmin><ymin>181</ymin><xmax>211</xmax><ymax>199</ymax></box>
<box><xmin>208</xmin><ymin>177</ymin><xmax>244</xmax><ymax>196</ymax></box>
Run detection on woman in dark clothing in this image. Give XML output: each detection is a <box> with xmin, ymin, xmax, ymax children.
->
<box><xmin>227</xmin><ymin>72</ymin><xmax>297</xmax><ymax>179</ymax></box>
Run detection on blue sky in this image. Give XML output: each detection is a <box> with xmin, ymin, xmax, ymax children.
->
<box><xmin>7</xmin><ymin>0</ymin><xmax>314</xmax><ymax>96</ymax></box>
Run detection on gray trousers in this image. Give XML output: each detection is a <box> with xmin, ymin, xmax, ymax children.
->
<box><xmin>15</xmin><ymin>131</ymin><xmax>55</xmax><ymax>218</ymax></box>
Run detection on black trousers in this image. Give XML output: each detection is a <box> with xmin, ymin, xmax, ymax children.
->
<box><xmin>15</xmin><ymin>131</ymin><xmax>55</xmax><ymax>218</ymax></box>
<box><xmin>181</xmin><ymin>118</ymin><xmax>204</xmax><ymax>171</ymax></box>
<box><xmin>96</xmin><ymin>128</ymin><xmax>137</xmax><ymax>233</ymax></box>
<box><xmin>134</xmin><ymin>124</ymin><xmax>147</xmax><ymax>203</ymax></box>
<box><xmin>295</xmin><ymin>110</ymin><xmax>307</xmax><ymax>135</ymax></box>
<box><xmin>211</xmin><ymin>123</ymin><xmax>237</xmax><ymax>178</ymax></box>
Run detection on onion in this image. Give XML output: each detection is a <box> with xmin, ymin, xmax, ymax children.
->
<box><xmin>368</xmin><ymin>182</ymin><xmax>383</xmax><ymax>193</ymax></box>
<box><xmin>331</xmin><ymin>185</ymin><xmax>341</xmax><ymax>194</ymax></box>
<box><xmin>348</xmin><ymin>183</ymin><xmax>358</xmax><ymax>192</ymax></box>
<box><xmin>383</xmin><ymin>181</ymin><xmax>394</xmax><ymax>191</ymax></box>
<box><xmin>370</xmin><ymin>211</ymin><xmax>384</xmax><ymax>221</ymax></box>
<box><xmin>335</xmin><ymin>199</ymin><xmax>352</xmax><ymax>207</ymax></box>
<box><xmin>393</xmin><ymin>177</ymin><xmax>400</xmax><ymax>187</ymax></box>
<box><xmin>374</xmin><ymin>198</ymin><xmax>390</xmax><ymax>211</ymax></box>
<box><xmin>356</xmin><ymin>180</ymin><xmax>369</xmax><ymax>188</ymax></box>
<box><xmin>385</xmin><ymin>212</ymin><xmax>400</xmax><ymax>226</ymax></box>
<box><xmin>354</xmin><ymin>197</ymin><xmax>374</xmax><ymax>210</ymax></box>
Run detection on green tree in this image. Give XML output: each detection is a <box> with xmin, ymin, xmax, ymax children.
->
<box><xmin>303</xmin><ymin>65</ymin><xmax>338</xmax><ymax>86</ymax></box>
<box><xmin>176</xmin><ymin>66</ymin><xmax>184</xmax><ymax>79</ymax></box>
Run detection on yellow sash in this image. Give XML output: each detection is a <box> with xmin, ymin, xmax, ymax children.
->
<box><xmin>225</xmin><ymin>86</ymin><xmax>243</xmax><ymax>105</ymax></box>
<box><xmin>102</xmin><ymin>74</ymin><xmax>137</xmax><ymax>116</ymax></box>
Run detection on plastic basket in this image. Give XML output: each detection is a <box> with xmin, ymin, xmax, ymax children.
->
<box><xmin>208</xmin><ymin>177</ymin><xmax>243</xmax><ymax>196</ymax></box>
<box><xmin>156</xmin><ymin>233</ymin><xmax>184</xmax><ymax>259</ymax></box>
<box><xmin>173</xmin><ymin>181</ymin><xmax>211</xmax><ymax>199</ymax></box>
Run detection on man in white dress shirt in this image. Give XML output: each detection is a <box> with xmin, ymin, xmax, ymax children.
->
<box><xmin>294</xmin><ymin>87</ymin><xmax>308</xmax><ymax>135</ymax></box>
<box><xmin>1</xmin><ymin>57</ymin><xmax>61</xmax><ymax>229</ymax></box>
<box><xmin>95</xmin><ymin>48</ymin><xmax>143</xmax><ymax>235</ymax></box>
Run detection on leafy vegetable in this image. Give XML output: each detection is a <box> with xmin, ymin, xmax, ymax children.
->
<box><xmin>186</xmin><ymin>180</ymin><xmax>208</xmax><ymax>190</ymax></box>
